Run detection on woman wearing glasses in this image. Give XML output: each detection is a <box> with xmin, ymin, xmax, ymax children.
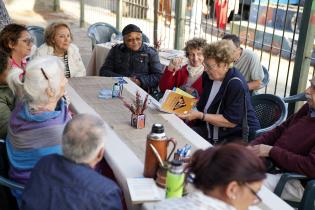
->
<box><xmin>178</xmin><ymin>40</ymin><xmax>260</xmax><ymax>144</ymax></box>
<box><xmin>0</xmin><ymin>23</ymin><xmax>33</xmax><ymax>72</ymax></box>
<box><xmin>6</xmin><ymin>56</ymin><xmax>70</xmax><ymax>203</ymax></box>
<box><xmin>145</xmin><ymin>143</ymin><xmax>266</xmax><ymax>210</ymax></box>
<box><xmin>34</xmin><ymin>22</ymin><xmax>86</xmax><ymax>78</ymax></box>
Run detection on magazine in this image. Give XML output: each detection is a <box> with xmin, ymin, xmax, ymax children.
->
<box><xmin>159</xmin><ymin>89</ymin><xmax>197</xmax><ymax>114</ymax></box>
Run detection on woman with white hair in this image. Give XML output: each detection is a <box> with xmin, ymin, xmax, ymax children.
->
<box><xmin>6</xmin><ymin>55</ymin><xmax>71</xmax><ymax>201</ymax></box>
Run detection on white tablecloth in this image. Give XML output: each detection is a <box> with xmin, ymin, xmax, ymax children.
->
<box><xmin>67</xmin><ymin>77</ymin><xmax>293</xmax><ymax>210</ymax></box>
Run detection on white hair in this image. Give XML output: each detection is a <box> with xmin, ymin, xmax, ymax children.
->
<box><xmin>7</xmin><ymin>56</ymin><xmax>65</xmax><ymax>109</ymax></box>
<box><xmin>62</xmin><ymin>114</ymin><xmax>106</xmax><ymax>163</ymax></box>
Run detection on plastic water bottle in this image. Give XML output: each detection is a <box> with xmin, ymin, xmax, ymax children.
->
<box><xmin>165</xmin><ymin>159</ymin><xmax>185</xmax><ymax>198</ymax></box>
<box><xmin>112</xmin><ymin>83</ymin><xmax>121</xmax><ymax>98</ymax></box>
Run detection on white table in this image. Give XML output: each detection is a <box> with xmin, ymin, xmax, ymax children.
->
<box><xmin>66</xmin><ymin>77</ymin><xmax>293</xmax><ymax>210</ymax></box>
<box><xmin>86</xmin><ymin>42</ymin><xmax>186</xmax><ymax>76</ymax></box>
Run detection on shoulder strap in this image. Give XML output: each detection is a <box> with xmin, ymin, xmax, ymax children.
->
<box><xmin>209</xmin><ymin>77</ymin><xmax>249</xmax><ymax>144</ymax></box>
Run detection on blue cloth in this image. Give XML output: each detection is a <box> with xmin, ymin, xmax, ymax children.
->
<box><xmin>195</xmin><ymin>67</ymin><xmax>260</xmax><ymax>143</ymax></box>
<box><xmin>19</xmin><ymin>100</ymin><xmax>63</xmax><ymax>122</ymax></box>
<box><xmin>21</xmin><ymin>154</ymin><xmax>123</xmax><ymax>210</ymax></box>
<box><xmin>6</xmin><ymin>139</ymin><xmax>61</xmax><ymax>169</ymax></box>
<box><xmin>6</xmin><ymin>99</ymin><xmax>70</xmax><ymax>201</ymax></box>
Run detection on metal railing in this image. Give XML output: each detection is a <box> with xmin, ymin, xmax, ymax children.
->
<box><xmin>58</xmin><ymin>0</ymin><xmax>315</xmax><ymax>107</ymax></box>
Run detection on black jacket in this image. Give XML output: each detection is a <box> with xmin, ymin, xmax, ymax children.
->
<box><xmin>99</xmin><ymin>43</ymin><xmax>163</xmax><ymax>91</ymax></box>
<box><xmin>194</xmin><ymin>68</ymin><xmax>260</xmax><ymax>143</ymax></box>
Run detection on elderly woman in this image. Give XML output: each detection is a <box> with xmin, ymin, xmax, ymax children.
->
<box><xmin>0</xmin><ymin>23</ymin><xmax>33</xmax><ymax>71</ymax></box>
<box><xmin>6</xmin><ymin>56</ymin><xmax>71</xmax><ymax>200</ymax></box>
<box><xmin>159</xmin><ymin>38</ymin><xmax>206</xmax><ymax>97</ymax></box>
<box><xmin>145</xmin><ymin>143</ymin><xmax>266</xmax><ymax>210</ymax></box>
<box><xmin>34</xmin><ymin>22</ymin><xmax>86</xmax><ymax>78</ymax></box>
<box><xmin>178</xmin><ymin>40</ymin><xmax>260</xmax><ymax>144</ymax></box>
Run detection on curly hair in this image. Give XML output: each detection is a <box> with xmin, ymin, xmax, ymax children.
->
<box><xmin>0</xmin><ymin>23</ymin><xmax>28</xmax><ymax>54</ymax></box>
<box><xmin>203</xmin><ymin>40</ymin><xmax>236</xmax><ymax>65</ymax></box>
<box><xmin>184</xmin><ymin>38</ymin><xmax>207</xmax><ymax>57</ymax></box>
<box><xmin>44</xmin><ymin>22</ymin><xmax>73</xmax><ymax>47</ymax></box>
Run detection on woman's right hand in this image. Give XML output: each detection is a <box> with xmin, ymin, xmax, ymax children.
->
<box><xmin>168</xmin><ymin>57</ymin><xmax>183</xmax><ymax>73</ymax></box>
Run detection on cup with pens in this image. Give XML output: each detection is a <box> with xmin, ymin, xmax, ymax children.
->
<box><xmin>155</xmin><ymin>144</ymin><xmax>192</xmax><ymax>189</ymax></box>
<box><xmin>174</xmin><ymin>144</ymin><xmax>192</xmax><ymax>163</ymax></box>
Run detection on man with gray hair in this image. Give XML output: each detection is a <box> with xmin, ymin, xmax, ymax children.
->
<box><xmin>222</xmin><ymin>34</ymin><xmax>264</xmax><ymax>92</ymax></box>
<box><xmin>249</xmin><ymin>76</ymin><xmax>315</xmax><ymax>202</ymax></box>
<box><xmin>21</xmin><ymin>114</ymin><xmax>123</xmax><ymax>210</ymax></box>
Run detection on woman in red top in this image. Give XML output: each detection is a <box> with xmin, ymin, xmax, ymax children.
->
<box><xmin>159</xmin><ymin>38</ymin><xmax>206</xmax><ymax>98</ymax></box>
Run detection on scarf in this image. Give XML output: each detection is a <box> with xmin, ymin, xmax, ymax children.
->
<box><xmin>186</xmin><ymin>64</ymin><xmax>204</xmax><ymax>87</ymax></box>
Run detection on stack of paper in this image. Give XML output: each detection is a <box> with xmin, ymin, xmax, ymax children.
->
<box><xmin>127</xmin><ymin>178</ymin><xmax>163</xmax><ymax>204</ymax></box>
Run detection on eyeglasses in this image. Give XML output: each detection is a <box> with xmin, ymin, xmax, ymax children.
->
<box><xmin>203</xmin><ymin>62</ymin><xmax>218</xmax><ymax>71</ymax></box>
<box><xmin>125</xmin><ymin>36</ymin><xmax>142</xmax><ymax>43</ymax></box>
<box><xmin>244</xmin><ymin>183</ymin><xmax>262</xmax><ymax>205</ymax></box>
<box><xmin>21</xmin><ymin>37</ymin><xmax>34</xmax><ymax>45</ymax></box>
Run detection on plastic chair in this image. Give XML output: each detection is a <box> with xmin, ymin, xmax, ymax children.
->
<box><xmin>26</xmin><ymin>26</ymin><xmax>45</xmax><ymax>47</ymax></box>
<box><xmin>274</xmin><ymin>173</ymin><xmax>315</xmax><ymax>210</ymax></box>
<box><xmin>87</xmin><ymin>22</ymin><xmax>120</xmax><ymax>49</ymax></box>
<box><xmin>251</xmin><ymin>94</ymin><xmax>287</xmax><ymax>137</ymax></box>
<box><xmin>283</xmin><ymin>92</ymin><xmax>307</xmax><ymax>103</ymax></box>
<box><xmin>142</xmin><ymin>33</ymin><xmax>150</xmax><ymax>44</ymax></box>
<box><xmin>0</xmin><ymin>140</ymin><xmax>24</xmax><ymax>191</ymax></box>
<box><xmin>0</xmin><ymin>139</ymin><xmax>24</xmax><ymax>209</ymax></box>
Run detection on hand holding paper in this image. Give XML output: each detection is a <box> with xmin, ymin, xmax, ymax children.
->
<box><xmin>177</xmin><ymin>110</ymin><xmax>203</xmax><ymax>121</ymax></box>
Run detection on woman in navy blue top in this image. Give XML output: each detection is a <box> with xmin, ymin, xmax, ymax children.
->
<box><xmin>178</xmin><ymin>40</ymin><xmax>260</xmax><ymax>144</ymax></box>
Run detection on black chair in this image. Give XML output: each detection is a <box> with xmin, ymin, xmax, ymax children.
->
<box><xmin>274</xmin><ymin>173</ymin><xmax>315</xmax><ymax>210</ymax></box>
<box><xmin>251</xmin><ymin>94</ymin><xmax>287</xmax><ymax>137</ymax></box>
<box><xmin>0</xmin><ymin>140</ymin><xmax>24</xmax><ymax>210</ymax></box>
<box><xmin>0</xmin><ymin>140</ymin><xmax>24</xmax><ymax>191</ymax></box>
<box><xmin>87</xmin><ymin>22</ymin><xmax>120</xmax><ymax>49</ymax></box>
<box><xmin>26</xmin><ymin>26</ymin><xmax>45</xmax><ymax>47</ymax></box>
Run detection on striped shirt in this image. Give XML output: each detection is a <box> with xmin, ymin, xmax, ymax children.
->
<box><xmin>64</xmin><ymin>52</ymin><xmax>71</xmax><ymax>78</ymax></box>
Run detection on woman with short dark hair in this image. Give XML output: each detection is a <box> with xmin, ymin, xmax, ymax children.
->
<box><xmin>178</xmin><ymin>40</ymin><xmax>260</xmax><ymax>144</ymax></box>
<box><xmin>0</xmin><ymin>23</ymin><xmax>32</xmax><ymax>71</ymax></box>
<box><xmin>146</xmin><ymin>143</ymin><xmax>266</xmax><ymax>210</ymax></box>
<box><xmin>159</xmin><ymin>38</ymin><xmax>207</xmax><ymax>97</ymax></box>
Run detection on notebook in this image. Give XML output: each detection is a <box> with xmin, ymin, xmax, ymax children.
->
<box><xmin>127</xmin><ymin>178</ymin><xmax>163</xmax><ymax>204</ymax></box>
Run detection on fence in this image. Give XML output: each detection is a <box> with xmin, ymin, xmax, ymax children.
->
<box><xmin>58</xmin><ymin>0</ymin><xmax>315</xmax><ymax>109</ymax></box>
